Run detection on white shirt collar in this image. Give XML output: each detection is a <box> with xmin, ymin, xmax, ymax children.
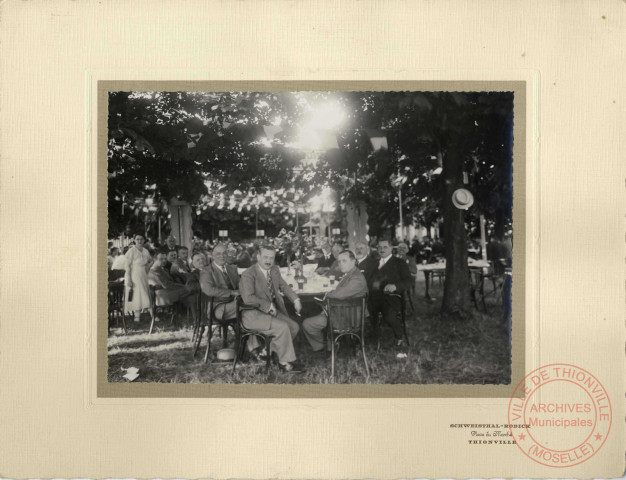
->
<box><xmin>379</xmin><ymin>254</ymin><xmax>393</xmax><ymax>266</ymax></box>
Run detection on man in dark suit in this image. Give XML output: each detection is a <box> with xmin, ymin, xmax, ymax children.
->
<box><xmin>314</xmin><ymin>241</ymin><xmax>333</xmax><ymax>270</ymax></box>
<box><xmin>316</xmin><ymin>242</ymin><xmax>344</xmax><ymax>276</ymax></box>
<box><xmin>164</xmin><ymin>250</ymin><xmax>178</xmax><ymax>275</ymax></box>
<box><xmin>302</xmin><ymin>250</ymin><xmax>368</xmax><ymax>353</ymax></box>
<box><xmin>164</xmin><ymin>235</ymin><xmax>180</xmax><ymax>253</ymax></box>
<box><xmin>199</xmin><ymin>244</ymin><xmax>240</xmax><ymax>321</ymax></box>
<box><xmin>368</xmin><ymin>239</ymin><xmax>413</xmax><ymax>349</ymax></box>
<box><xmin>184</xmin><ymin>252</ymin><xmax>207</xmax><ymax>294</ymax></box>
<box><xmin>354</xmin><ymin>241</ymin><xmax>378</xmax><ymax>285</ymax></box>
<box><xmin>240</xmin><ymin>245</ymin><xmax>304</xmax><ymax>373</ymax></box>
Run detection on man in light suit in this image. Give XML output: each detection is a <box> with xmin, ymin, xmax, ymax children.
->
<box><xmin>240</xmin><ymin>245</ymin><xmax>304</xmax><ymax>373</ymax></box>
<box><xmin>170</xmin><ymin>246</ymin><xmax>192</xmax><ymax>283</ymax></box>
<box><xmin>199</xmin><ymin>244</ymin><xmax>239</xmax><ymax>321</ymax></box>
<box><xmin>302</xmin><ymin>250</ymin><xmax>368</xmax><ymax>354</ymax></box>
<box><xmin>148</xmin><ymin>251</ymin><xmax>196</xmax><ymax>308</ymax></box>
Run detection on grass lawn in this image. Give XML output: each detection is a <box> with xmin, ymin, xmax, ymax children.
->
<box><xmin>108</xmin><ymin>279</ymin><xmax>511</xmax><ymax>385</ymax></box>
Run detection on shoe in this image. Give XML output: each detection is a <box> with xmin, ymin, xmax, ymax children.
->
<box><xmin>395</xmin><ymin>339</ymin><xmax>408</xmax><ymax>358</ymax></box>
<box><xmin>279</xmin><ymin>362</ymin><xmax>306</xmax><ymax>374</ymax></box>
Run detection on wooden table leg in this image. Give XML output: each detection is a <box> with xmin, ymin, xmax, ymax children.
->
<box><xmin>424</xmin><ymin>271</ymin><xmax>433</xmax><ymax>302</ymax></box>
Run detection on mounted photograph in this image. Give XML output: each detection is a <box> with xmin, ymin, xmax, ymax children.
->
<box><xmin>106</xmin><ymin>89</ymin><xmax>515</xmax><ymax>385</ymax></box>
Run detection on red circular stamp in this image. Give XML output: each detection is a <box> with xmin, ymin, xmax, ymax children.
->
<box><xmin>508</xmin><ymin>363</ymin><xmax>612</xmax><ymax>467</ymax></box>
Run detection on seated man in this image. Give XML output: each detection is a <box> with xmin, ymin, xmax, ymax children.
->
<box><xmin>108</xmin><ymin>247</ymin><xmax>119</xmax><ymax>270</ymax></box>
<box><xmin>314</xmin><ymin>242</ymin><xmax>334</xmax><ymax>273</ymax></box>
<box><xmin>163</xmin><ymin>250</ymin><xmax>177</xmax><ymax>275</ymax></box>
<box><xmin>325</xmin><ymin>242</ymin><xmax>346</xmax><ymax>278</ymax></box>
<box><xmin>185</xmin><ymin>251</ymin><xmax>207</xmax><ymax>294</ymax></box>
<box><xmin>171</xmin><ymin>246</ymin><xmax>192</xmax><ymax>283</ymax></box>
<box><xmin>302</xmin><ymin>250</ymin><xmax>368</xmax><ymax>354</ymax></box>
<box><xmin>368</xmin><ymin>239</ymin><xmax>413</xmax><ymax>350</ymax></box>
<box><xmin>199</xmin><ymin>244</ymin><xmax>240</xmax><ymax>322</ymax></box>
<box><xmin>235</xmin><ymin>244</ymin><xmax>253</xmax><ymax>268</ymax></box>
<box><xmin>240</xmin><ymin>245</ymin><xmax>304</xmax><ymax>373</ymax></box>
<box><xmin>111</xmin><ymin>246</ymin><xmax>129</xmax><ymax>271</ymax></box>
<box><xmin>223</xmin><ymin>243</ymin><xmax>236</xmax><ymax>266</ymax></box>
<box><xmin>396</xmin><ymin>242</ymin><xmax>418</xmax><ymax>276</ymax></box>
<box><xmin>148</xmin><ymin>251</ymin><xmax>197</xmax><ymax>311</ymax></box>
<box><xmin>164</xmin><ymin>235</ymin><xmax>180</xmax><ymax>253</ymax></box>
<box><xmin>354</xmin><ymin>241</ymin><xmax>378</xmax><ymax>285</ymax></box>
<box><xmin>317</xmin><ymin>242</ymin><xmax>344</xmax><ymax>277</ymax></box>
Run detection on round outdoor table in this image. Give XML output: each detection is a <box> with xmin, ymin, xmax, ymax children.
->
<box><xmin>278</xmin><ymin>268</ymin><xmax>337</xmax><ymax>300</ymax></box>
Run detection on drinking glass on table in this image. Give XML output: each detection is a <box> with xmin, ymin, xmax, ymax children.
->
<box><xmin>329</xmin><ymin>275</ymin><xmax>336</xmax><ymax>286</ymax></box>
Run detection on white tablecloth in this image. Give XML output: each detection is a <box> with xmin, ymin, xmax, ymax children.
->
<box><xmin>417</xmin><ymin>259</ymin><xmax>489</xmax><ymax>271</ymax></box>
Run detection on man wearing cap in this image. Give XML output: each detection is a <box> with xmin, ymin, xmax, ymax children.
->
<box><xmin>240</xmin><ymin>245</ymin><xmax>304</xmax><ymax>373</ymax></box>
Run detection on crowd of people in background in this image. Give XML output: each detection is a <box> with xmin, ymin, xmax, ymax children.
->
<box><xmin>108</xmin><ymin>229</ymin><xmax>512</xmax><ymax>372</ymax></box>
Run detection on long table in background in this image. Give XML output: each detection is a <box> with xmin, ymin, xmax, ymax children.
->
<box><xmin>417</xmin><ymin>259</ymin><xmax>490</xmax><ymax>301</ymax></box>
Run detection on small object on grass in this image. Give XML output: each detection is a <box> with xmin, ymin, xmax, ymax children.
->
<box><xmin>396</xmin><ymin>353</ymin><xmax>408</xmax><ymax>359</ymax></box>
<box><xmin>216</xmin><ymin>348</ymin><xmax>236</xmax><ymax>361</ymax></box>
<box><xmin>121</xmin><ymin>366</ymin><xmax>140</xmax><ymax>381</ymax></box>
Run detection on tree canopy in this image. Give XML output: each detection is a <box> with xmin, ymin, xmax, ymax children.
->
<box><xmin>108</xmin><ymin>89</ymin><xmax>514</xmax><ymax>314</ymax></box>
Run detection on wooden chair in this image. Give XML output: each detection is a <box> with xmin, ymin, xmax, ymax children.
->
<box><xmin>193</xmin><ymin>293</ymin><xmax>237</xmax><ymax>364</ymax></box>
<box><xmin>472</xmin><ymin>260</ymin><xmax>507</xmax><ymax>312</ymax></box>
<box><xmin>107</xmin><ymin>281</ymin><xmax>128</xmax><ymax>334</ymax></box>
<box><xmin>326</xmin><ymin>295</ymin><xmax>370</xmax><ymax>381</ymax></box>
<box><xmin>148</xmin><ymin>285</ymin><xmax>177</xmax><ymax>334</ymax></box>
<box><xmin>232</xmin><ymin>296</ymin><xmax>273</xmax><ymax>373</ymax></box>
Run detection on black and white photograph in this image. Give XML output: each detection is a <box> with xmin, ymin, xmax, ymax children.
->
<box><xmin>106</xmin><ymin>89</ymin><xmax>514</xmax><ymax>385</ymax></box>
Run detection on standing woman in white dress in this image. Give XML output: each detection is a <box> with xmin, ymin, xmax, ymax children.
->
<box><xmin>124</xmin><ymin>233</ymin><xmax>154</xmax><ymax>321</ymax></box>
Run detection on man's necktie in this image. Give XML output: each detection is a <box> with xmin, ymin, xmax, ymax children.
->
<box><xmin>266</xmin><ymin>270</ymin><xmax>275</xmax><ymax>300</ymax></box>
<box><xmin>221</xmin><ymin>266</ymin><xmax>234</xmax><ymax>289</ymax></box>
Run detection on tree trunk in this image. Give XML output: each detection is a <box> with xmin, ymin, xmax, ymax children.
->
<box><xmin>441</xmin><ymin>141</ymin><xmax>472</xmax><ymax>315</ymax></box>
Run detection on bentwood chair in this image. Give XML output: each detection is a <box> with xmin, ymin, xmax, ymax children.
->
<box><xmin>108</xmin><ymin>281</ymin><xmax>127</xmax><ymax>334</ymax></box>
<box><xmin>148</xmin><ymin>285</ymin><xmax>177</xmax><ymax>334</ymax></box>
<box><xmin>326</xmin><ymin>295</ymin><xmax>370</xmax><ymax>381</ymax></box>
<box><xmin>193</xmin><ymin>293</ymin><xmax>237</xmax><ymax>364</ymax></box>
<box><xmin>232</xmin><ymin>296</ymin><xmax>273</xmax><ymax>374</ymax></box>
<box><xmin>471</xmin><ymin>260</ymin><xmax>507</xmax><ymax>313</ymax></box>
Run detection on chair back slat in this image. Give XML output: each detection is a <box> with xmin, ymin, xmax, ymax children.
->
<box><xmin>327</xmin><ymin>295</ymin><xmax>366</xmax><ymax>333</ymax></box>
